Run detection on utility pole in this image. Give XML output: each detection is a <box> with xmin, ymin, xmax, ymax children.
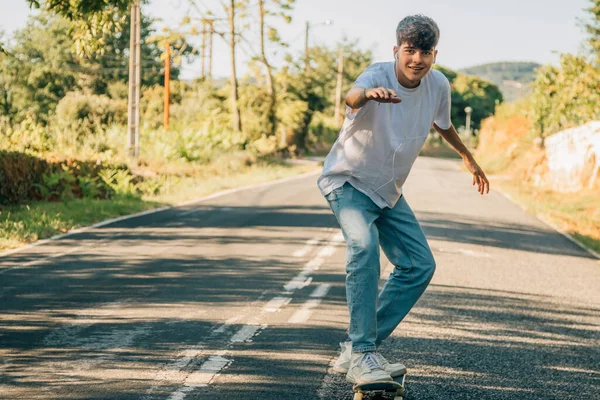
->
<box><xmin>164</xmin><ymin>42</ymin><xmax>171</xmax><ymax>132</ymax></box>
<box><xmin>228</xmin><ymin>0</ymin><xmax>241</xmax><ymax>132</ymax></box>
<box><xmin>334</xmin><ymin>50</ymin><xmax>344</xmax><ymax>126</ymax></box>
<box><xmin>464</xmin><ymin>106</ymin><xmax>473</xmax><ymax>148</ymax></box>
<box><xmin>304</xmin><ymin>21</ymin><xmax>310</xmax><ymax>72</ymax></box>
<box><xmin>127</xmin><ymin>0</ymin><xmax>141</xmax><ymax>158</ymax></box>
<box><xmin>201</xmin><ymin>20</ymin><xmax>207</xmax><ymax>79</ymax></box>
<box><xmin>304</xmin><ymin>20</ymin><xmax>333</xmax><ymax>72</ymax></box>
<box><xmin>208</xmin><ymin>19</ymin><xmax>214</xmax><ymax>81</ymax></box>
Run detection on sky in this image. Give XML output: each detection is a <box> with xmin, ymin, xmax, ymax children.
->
<box><xmin>0</xmin><ymin>0</ymin><xmax>593</xmax><ymax>80</ymax></box>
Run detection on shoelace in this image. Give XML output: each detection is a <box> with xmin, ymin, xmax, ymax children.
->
<box><xmin>362</xmin><ymin>353</ymin><xmax>382</xmax><ymax>371</ymax></box>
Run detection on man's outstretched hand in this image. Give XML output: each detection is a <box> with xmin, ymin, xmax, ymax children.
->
<box><xmin>366</xmin><ymin>87</ymin><xmax>402</xmax><ymax>104</ymax></box>
<box><xmin>463</xmin><ymin>155</ymin><xmax>490</xmax><ymax>195</ymax></box>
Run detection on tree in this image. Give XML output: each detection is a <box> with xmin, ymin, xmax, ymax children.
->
<box><xmin>85</xmin><ymin>11</ymin><xmax>173</xmax><ymax>94</ymax></box>
<box><xmin>530</xmin><ymin>54</ymin><xmax>600</xmax><ymax>140</ymax></box>
<box><xmin>451</xmin><ymin>74</ymin><xmax>503</xmax><ymax>131</ymax></box>
<box><xmin>2</xmin><ymin>13</ymin><xmax>81</xmax><ymax>124</ymax></box>
<box><xmin>277</xmin><ymin>41</ymin><xmax>372</xmax><ymax>151</ymax></box>
<box><xmin>256</xmin><ymin>0</ymin><xmax>295</xmax><ymax>137</ymax></box>
<box><xmin>583</xmin><ymin>0</ymin><xmax>600</xmax><ymax>60</ymax></box>
<box><xmin>227</xmin><ymin>0</ymin><xmax>242</xmax><ymax>132</ymax></box>
<box><xmin>26</xmin><ymin>0</ymin><xmax>134</xmax><ymax>56</ymax></box>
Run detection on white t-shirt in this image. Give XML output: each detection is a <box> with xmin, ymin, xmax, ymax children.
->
<box><xmin>317</xmin><ymin>62</ymin><xmax>452</xmax><ymax>208</ymax></box>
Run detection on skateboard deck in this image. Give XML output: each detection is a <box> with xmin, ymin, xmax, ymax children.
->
<box><xmin>352</xmin><ymin>374</ymin><xmax>406</xmax><ymax>400</ymax></box>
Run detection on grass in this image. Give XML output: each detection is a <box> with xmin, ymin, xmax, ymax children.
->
<box><xmin>0</xmin><ymin>161</ymin><xmax>319</xmax><ymax>252</ymax></box>
<box><xmin>495</xmin><ymin>181</ymin><xmax>600</xmax><ymax>254</ymax></box>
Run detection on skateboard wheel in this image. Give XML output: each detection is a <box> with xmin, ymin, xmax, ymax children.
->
<box><xmin>353</xmin><ymin>393</ymin><xmax>364</xmax><ymax>400</ymax></box>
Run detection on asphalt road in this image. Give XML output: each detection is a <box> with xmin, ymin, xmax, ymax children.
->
<box><xmin>1</xmin><ymin>157</ymin><xmax>598</xmax><ymax>400</ymax></box>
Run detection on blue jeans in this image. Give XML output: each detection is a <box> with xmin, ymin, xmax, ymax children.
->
<box><xmin>325</xmin><ymin>182</ymin><xmax>436</xmax><ymax>353</ymax></box>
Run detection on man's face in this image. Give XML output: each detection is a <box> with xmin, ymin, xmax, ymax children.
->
<box><xmin>394</xmin><ymin>42</ymin><xmax>438</xmax><ymax>85</ymax></box>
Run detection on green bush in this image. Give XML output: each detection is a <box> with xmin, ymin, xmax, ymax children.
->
<box><xmin>0</xmin><ymin>151</ymin><xmax>116</xmax><ymax>205</ymax></box>
<box><xmin>55</xmin><ymin>91</ymin><xmax>119</xmax><ymax>128</ymax></box>
<box><xmin>0</xmin><ymin>151</ymin><xmax>49</xmax><ymax>204</ymax></box>
<box><xmin>276</xmin><ymin>98</ymin><xmax>310</xmax><ymax>149</ymax></box>
<box><xmin>530</xmin><ymin>54</ymin><xmax>600</xmax><ymax>139</ymax></box>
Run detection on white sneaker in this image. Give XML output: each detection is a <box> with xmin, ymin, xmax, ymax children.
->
<box><xmin>375</xmin><ymin>352</ymin><xmax>407</xmax><ymax>377</ymax></box>
<box><xmin>333</xmin><ymin>342</ymin><xmax>407</xmax><ymax>377</ymax></box>
<box><xmin>332</xmin><ymin>341</ymin><xmax>352</xmax><ymax>373</ymax></box>
<box><xmin>345</xmin><ymin>352</ymin><xmax>392</xmax><ymax>385</ymax></box>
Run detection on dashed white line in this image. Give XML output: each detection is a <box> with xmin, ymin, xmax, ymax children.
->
<box><xmin>293</xmin><ymin>238</ymin><xmax>322</xmax><ymax>257</ymax></box>
<box><xmin>230</xmin><ymin>324</ymin><xmax>266</xmax><ymax>343</ymax></box>
<box><xmin>157</xmin><ymin>230</ymin><xmax>342</xmax><ymax>399</ymax></box>
<box><xmin>263</xmin><ymin>296</ymin><xmax>292</xmax><ymax>312</ymax></box>
<box><xmin>310</xmin><ymin>283</ymin><xmax>332</xmax><ymax>298</ymax></box>
<box><xmin>284</xmin><ymin>272</ymin><xmax>313</xmax><ymax>291</ymax></box>
<box><xmin>167</xmin><ymin>351</ymin><xmax>232</xmax><ymax>400</ymax></box>
<box><xmin>288</xmin><ymin>284</ymin><xmax>332</xmax><ymax>324</ymax></box>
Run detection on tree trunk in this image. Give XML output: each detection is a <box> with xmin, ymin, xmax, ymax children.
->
<box><xmin>228</xmin><ymin>0</ymin><xmax>241</xmax><ymax>132</ymax></box>
<box><xmin>334</xmin><ymin>50</ymin><xmax>344</xmax><ymax>126</ymax></box>
<box><xmin>258</xmin><ymin>0</ymin><xmax>276</xmax><ymax>137</ymax></box>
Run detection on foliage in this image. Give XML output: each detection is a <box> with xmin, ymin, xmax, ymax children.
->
<box><xmin>451</xmin><ymin>74</ymin><xmax>504</xmax><ymax>131</ymax></box>
<box><xmin>529</xmin><ymin>54</ymin><xmax>600</xmax><ymax>139</ymax></box>
<box><xmin>277</xmin><ymin>41</ymin><xmax>372</xmax><ymax>150</ymax></box>
<box><xmin>582</xmin><ymin>0</ymin><xmax>600</xmax><ymax>60</ymax></box>
<box><xmin>26</xmin><ymin>0</ymin><xmax>134</xmax><ymax>57</ymax></box>
<box><xmin>0</xmin><ymin>151</ymin><xmax>48</xmax><ymax>204</ymax></box>
<box><xmin>433</xmin><ymin>65</ymin><xmax>458</xmax><ymax>83</ymax></box>
<box><xmin>83</xmin><ymin>8</ymin><xmax>171</xmax><ymax>93</ymax></box>
<box><xmin>1</xmin><ymin>14</ymin><xmax>80</xmax><ymax>124</ymax></box>
<box><xmin>0</xmin><ymin>151</ymin><xmax>117</xmax><ymax>205</ymax></box>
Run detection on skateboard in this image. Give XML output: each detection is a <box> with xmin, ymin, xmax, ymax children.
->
<box><xmin>352</xmin><ymin>374</ymin><xmax>406</xmax><ymax>400</ymax></box>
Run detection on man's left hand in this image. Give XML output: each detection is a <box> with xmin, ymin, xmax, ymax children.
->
<box><xmin>463</xmin><ymin>156</ymin><xmax>489</xmax><ymax>195</ymax></box>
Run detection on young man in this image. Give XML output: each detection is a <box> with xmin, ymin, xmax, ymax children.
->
<box><xmin>318</xmin><ymin>15</ymin><xmax>489</xmax><ymax>385</ymax></box>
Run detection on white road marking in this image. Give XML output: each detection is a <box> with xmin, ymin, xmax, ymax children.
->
<box><xmin>288</xmin><ymin>299</ymin><xmax>323</xmax><ymax>324</ymax></box>
<box><xmin>230</xmin><ymin>324</ymin><xmax>266</xmax><ymax>343</ymax></box>
<box><xmin>212</xmin><ymin>316</ymin><xmax>242</xmax><ymax>333</ymax></box>
<box><xmin>317</xmin><ymin>246</ymin><xmax>336</xmax><ymax>258</ymax></box>
<box><xmin>284</xmin><ymin>231</ymin><xmax>341</xmax><ymax>292</ymax></box>
<box><xmin>160</xmin><ymin>230</ymin><xmax>341</xmax><ymax>399</ymax></box>
<box><xmin>284</xmin><ymin>272</ymin><xmax>313</xmax><ymax>291</ymax></box>
<box><xmin>288</xmin><ymin>284</ymin><xmax>332</xmax><ymax>324</ymax></box>
<box><xmin>293</xmin><ymin>238</ymin><xmax>321</xmax><ymax>257</ymax></box>
<box><xmin>304</xmin><ymin>257</ymin><xmax>324</xmax><ymax>272</ymax></box>
<box><xmin>263</xmin><ymin>296</ymin><xmax>292</xmax><ymax>312</ymax></box>
<box><xmin>310</xmin><ymin>284</ymin><xmax>332</xmax><ymax>298</ymax></box>
<box><xmin>167</xmin><ymin>352</ymin><xmax>232</xmax><ymax>400</ymax></box>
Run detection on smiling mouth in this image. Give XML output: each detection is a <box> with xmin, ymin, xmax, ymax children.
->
<box><xmin>409</xmin><ymin>66</ymin><xmax>424</xmax><ymax>71</ymax></box>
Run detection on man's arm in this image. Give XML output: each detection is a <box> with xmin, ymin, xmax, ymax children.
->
<box><xmin>345</xmin><ymin>86</ymin><xmax>401</xmax><ymax>112</ymax></box>
<box><xmin>433</xmin><ymin>123</ymin><xmax>490</xmax><ymax>195</ymax></box>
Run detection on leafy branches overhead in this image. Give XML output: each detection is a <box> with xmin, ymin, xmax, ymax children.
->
<box><xmin>27</xmin><ymin>0</ymin><xmax>132</xmax><ymax>19</ymax></box>
<box><xmin>583</xmin><ymin>0</ymin><xmax>600</xmax><ymax>59</ymax></box>
<box><xmin>26</xmin><ymin>0</ymin><xmax>135</xmax><ymax>56</ymax></box>
<box><xmin>530</xmin><ymin>54</ymin><xmax>600</xmax><ymax>139</ymax></box>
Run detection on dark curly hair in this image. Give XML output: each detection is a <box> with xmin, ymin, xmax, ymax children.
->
<box><xmin>396</xmin><ymin>15</ymin><xmax>440</xmax><ymax>50</ymax></box>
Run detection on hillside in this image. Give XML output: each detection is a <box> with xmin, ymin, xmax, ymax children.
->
<box><xmin>459</xmin><ymin>62</ymin><xmax>541</xmax><ymax>103</ymax></box>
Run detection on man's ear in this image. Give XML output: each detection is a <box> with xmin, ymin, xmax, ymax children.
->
<box><xmin>433</xmin><ymin>49</ymin><xmax>438</xmax><ymax>64</ymax></box>
<box><xmin>393</xmin><ymin>45</ymin><xmax>399</xmax><ymax>57</ymax></box>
